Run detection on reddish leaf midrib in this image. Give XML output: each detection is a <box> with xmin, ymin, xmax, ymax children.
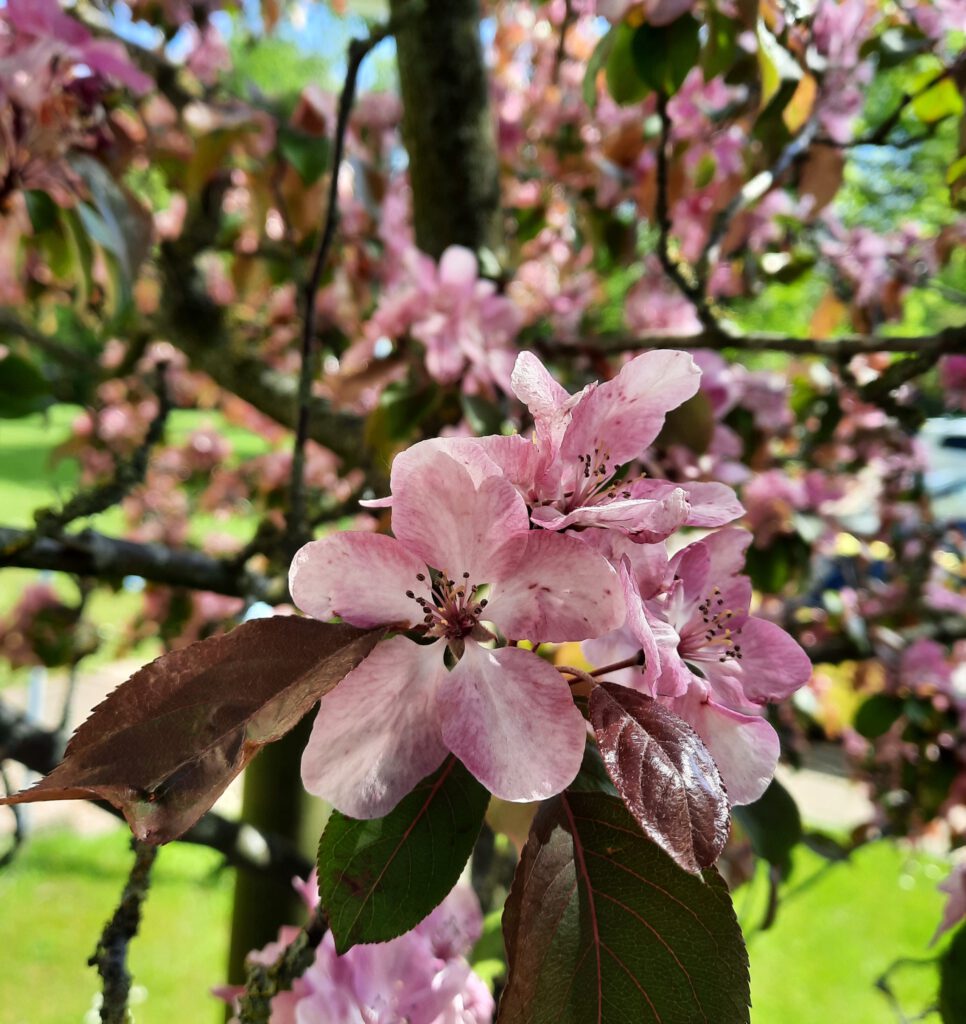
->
<box><xmin>562</xmin><ymin>793</ymin><xmax>603</xmax><ymax>1024</ymax></box>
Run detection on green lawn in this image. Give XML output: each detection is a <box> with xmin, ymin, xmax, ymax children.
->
<box><xmin>0</xmin><ymin>829</ymin><xmax>233</xmax><ymax>1024</ymax></box>
<box><xmin>0</xmin><ymin>825</ymin><xmax>949</xmax><ymax>1024</ymax></box>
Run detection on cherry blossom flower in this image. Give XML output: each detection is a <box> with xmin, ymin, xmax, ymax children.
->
<box><xmin>584</xmin><ymin>528</ymin><xmax>812</xmax><ymax>803</ymax></box>
<box><xmin>478</xmin><ymin>351</ymin><xmax>742</xmax><ymax>539</ymax></box>
<box><xmin>291</xmin><ymin>442</ymin><xmax>623</xmax><ymax>817</ymax></box>
<box><xmin>221</xmin><ymin>883</ymin><xmax>493</xmax><ymax>1024</ymax></box>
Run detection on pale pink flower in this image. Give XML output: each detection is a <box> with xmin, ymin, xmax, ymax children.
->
<box><xmin>584</xmin><ymin>528</ymin><xmax>812</xmax><ymax>803</ymax></box>
<box><xmin>291</xmin><ymin>441</ymin><xmax>623</xmax><ymax>817</ymax></box>
<box><xmin>478</xmin><ymin>351</ymin><xmax>742</xmax><ymax>539</ymax></box>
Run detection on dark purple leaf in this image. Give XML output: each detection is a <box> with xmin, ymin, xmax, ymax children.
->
<box><xmin>498</xmin><ymin>792</ymin><xmax>750</xmax><ymax>1024</ymax></box>
<box><xmin>0</xmin><ymin>617</ymin><xmax>381</xmax><ymax>843</ymax></box>
<box><xmin>589</xmin><ymin>682</ymin><xmax>730</xmax><ymax>875</ymax></box>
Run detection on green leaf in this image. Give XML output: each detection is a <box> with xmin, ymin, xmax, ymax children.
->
<box><xmin>911</xmin><ymin>77</ymin><xmax>964</xmax><ymax>125</ymax></box>
<box><xmin>702</xmin><ymin>6</ymin><xmax>740</xmax><ymax>80</ymax></box>
<box><xmin>318</xmin><ymin>756</ymin><xmax>489</xmax><ymax>953</ymax></box>
<box><xmin>584</xmin><ymin>25</ymin><xmax>618</xmax><ymax>110</ymax></box>
<box><xmin>605</xmin><ymin>22</ymin><xmax>651</xmax><ymax>106</ymax></box>
<box><xmin>278</xmin><ymin>127</ymin><xmax>330</xmax><ymax>185</ymax></box>
<box><xmin>460</xmin><ymin>392</ymin><xmax>504</xmax><ymax>436</ymax></box>
<box><xmin>853</xmin><ymin>693</ymin><xmax>905</xmax><ymax>739</ymax></box>
<box><xmin>632</xmin><ymin>16</ymin><xmax>701</xmax><ymax>97</ymax></box>
<box><xmin>733</xmin><ymin>777</ymin><xmax>802</xmax><ymax>877</ymax></box>
<box><xmin>655</xmin><ymin>390</ymin><xmax>716</xmax><ymax>454</ymax></box>
<box><xmin>499</xmin><ymin>792</ymin><xmax>750</xmax><ymax>1024</ymax></box>
<box><xmin>756</xmin><ymin>18</ymin><xmax>802</xmax><ymax>112</ymax></box>
<box><xmin>940</xmin><ymin>922</ymin><xmax>966</xmax><ymax>1023</ymax></box>
<box><xmin>0</xmin><ymin>352</ymin><xmax>52</xmax><ymax>418</ymax></box>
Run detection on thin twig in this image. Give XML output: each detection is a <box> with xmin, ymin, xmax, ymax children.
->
<box><xmin>0</xmin><ymin>764</ymin><xmax>25</xmax><ymax>869</ymax></box>
<box><xmin>236</xmin><ymin>907</ymin><xmax>327</xmax><ymax>1024</ymax></box>
<box><xmin>654</xmin><ymin>94</ymin><xmax>712</xmax><ymax>325</ymax></box>
<box><xmin>89</xmin><ymin>840</ymin><xmax>159</xmax><ymax>1024</ymax></box>
<box><xmin>697</xmin><ymin>114</ymin><xmax>821</xmax><ymax>290</ymax></box>
<box><xmin>287</xmin><ymin>16</ymin><xmax>402</xmax><ymax>552</ymax></box>
<box><xmin>553</xmin><ymin>0</ymin><xmax>575</xmax><ymax>83</ymax></box>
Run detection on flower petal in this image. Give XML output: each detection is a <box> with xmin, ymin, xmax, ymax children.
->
<box><xmin>629</xmin><ymin>479</ymin><xmax>745</xmax><ymax>527</ymax></box>
<box><xmin>301</xmin><ymin>636</ymin><xmax>448</xmax><ymax>818</ymax></box>
<box><xmin>561</xmin><ymin>350</ymin><xmax>701</xmax><ymax>467</ymax></box>
<box><xmin>391</xmin><ymin>445</ymin><xmax>530</xmax><ymax>582</ymax></box>
<box><xmin>289</xmin><ymin>533</ymin><xmax>429</xmax><ymax>628</ymax></box>
<box><xmin>510</xmin><ymin>351</ymin><xmax>572</xmax><ymax>435</ymax></box>
<box><xmin>438</xmin><ymin>245</ymin><xmax>479</xmax><ymax>289</ymax></box>
<box><xmin>717</xmin><ymin>616</ymin><xmax>813</xmax><ymax>704</ymax></box>
<box><xmin>529</xmin><ymin>488</ymin><xmax>690</xmax><ymax>541</ymax></box>
<box><xmin>438</xmin><ymin>643</ymin><xmax>585</xmax><ymax>802</ymax></box>
<box><xmin>487</xmin><ymin>530</ymin><xmax>624</xmax><ymax>642</ymax></box>
<box><xmin>670</xmin><ymin>693</ymin><xmax>781</xmax><ymax>806</ymax></box>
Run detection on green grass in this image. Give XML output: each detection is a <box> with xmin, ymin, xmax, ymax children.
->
<box><xmin>0</xmin><ymin>828</ymin><xmax>233</xmax><ymax>1024</ymax></box>
<box><xmin>0</xmin><ymin>825</ymin><xmax>950</xmax><ymax>1023</ymax></box>
<box><xmin>745</xmin><ymin>841</ymin><xmax>947</xmax><ymax>1023</ymax></box>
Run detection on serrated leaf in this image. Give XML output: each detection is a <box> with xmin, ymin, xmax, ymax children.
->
<box><xmin>940</xmin><ymin>922</ymin><xmax>966</xmax><ymax>1023</ymax></box>
<box><xmin>0</xmin><ymin>618</ymin><xmax>382</xmax><ymax>843</ymax></box>
<box><xmin>632</xmin><ymin>16</ymin><xmax>701</xmax><ymax>97</ymax></box>
<box><xmin>590</xmin><ymin>683</ymin><xmax>730</xmax><ymax>875</ymax></box>
<box><xmin>0</xmin><ymin>351</ymin><xmax>52</xmax><ymax>418</ymax></box>
<box><xmin>318</xmin><ymin>756</ymin><xmax>489</xmax><ymax>953</ymax></box>
<box><xmin>733</xmin><ymin>777</ymin><xmax>801</xmax><ymax>876</ymax></box>
<box><xmin>498</xmin><ymin>792</ymin><xmax>750</xmax><ymax>1024</ymax></box>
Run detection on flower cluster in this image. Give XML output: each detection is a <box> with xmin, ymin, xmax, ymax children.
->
<box><xmin>290</xmin><ymin>351</ymin><xmax>812</xmax><ymax>816</ymax></box>
<box><xmin>221</xmin><ymin>881</ymin><xmax>493</xmax><ymax>1024</ymax></box>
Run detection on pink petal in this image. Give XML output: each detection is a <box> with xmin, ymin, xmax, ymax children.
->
<box><xmin>670</xmin><ymin>693</ymin><xmax>781</xmax><ymax>805</ymax></box>
<box><xmin>529</xmin><ymin>488</ymin><xmax>690</xmax><ymax>541</ymax></box>
<box><xmin>391</xmin><ymin>446</ymin><xmax>529</xmax><ymax>582</ymax></box>
<box><xmin>475</xmin><ymin>433</ymin><xmax>548</xmax><ymax>496</ymax></box>
<box><xmin>289</xmin><ymin>532</ymin><xmax>429</xmax><ymax>628</ymax></box>
<box><xmin>438</xmin><ymin>643</ymin><xmax>585</xmax><ymax>801</ymax></box>
<box><xmin>629</xmin><ymin>479</ymin><xmax>745</xmax><ymax>527</ymax></box>
<box><xmin>487</xmin><ymin>530</ymin><xmax>624</xmax><ymax>642</ymax></box>
<box><xmin>701</xmin><ymin>526</ymin><xmax>754</xmax><ymax>580</ymax></box>
<box><xmin>583</xmin><ymin>529</ymin><xmax>671</xmax><ymax>599</ymax></box>
<box><xmin>510</xmin><ymin>351</ymin><xmax>571</xmax><ymax>433</ymax></box>
<box><xmin>561</xmin><ymin>350</ymin><xmax>701</xmax><ymax>467</ymax></box>
<box><xmin>301</xmin><ymin>637</ymin><xmax>448</xmax><ymax>818</ymax></box>
<box><xmin>390</xmin><ymin>437</ymin><xmax>502</xmax><ymax>492</ymax></box>
<box><xmin>438</xmin><ymin>245</ymin><xmax>479</xmax><ymax>289</ymax></box>
<box><xmin>723</xmin><ymin>616</ymin><xmax>813</xmax><ymax>704</ymax></box>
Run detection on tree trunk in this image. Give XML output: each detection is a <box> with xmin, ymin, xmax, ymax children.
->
<box><xmin>389</xmin><ymin>0</ymin><xmax>503</xmax><ymax>258</ymax></box>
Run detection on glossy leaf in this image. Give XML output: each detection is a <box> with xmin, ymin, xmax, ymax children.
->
<box><xmin>590</xmin><ymin>683</ymin><xmax>730</xmax><ymax>875</ymax></box>
<box><xmin>498</xmin><ymin>792</ymin><xmax>750</xmax><ymax>1024</ymax></box>
<box><xmin>853</xmin><ymin>693</ymin><xmax>905</xmax><ymax>739</ymax></box>
<box><xmin>756</xmin><ymin>19</ymin><xmax>801</xmax><ymax>112</ymax></box>
<box><xmin>605</xmin><ymin>22</ymin><xmax>651</xmax><ymax>106</ymax></box>
<box><xmin>0</xmin><ymin>617</ymin><xmax>382</xmax><ymax>843</ymax></box>
<box><xmin>584</xmin><ymin>25</ymin><xmax>618</xmax><ymax>110</ymax></box>
<box><xmin>733</xmin><ymin>776</ymin><xmax>802</xmax><ymax>877</ymax></box>
<box><xmin>278</xmin><ymin>126</ymin><xmax>330</xmax><ymax>185</ymax></box>
<box><xmin>318</xmin><ymin>756</ymin><xmax>489</xmax><ymax>953</ymax></box>
<box><xmin>631</xmin><ymin>16</ymin><xmax>701</xmax><ymax>98</ymax></box>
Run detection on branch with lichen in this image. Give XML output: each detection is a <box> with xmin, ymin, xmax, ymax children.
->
<box><xmin>236</xmin><ymin>908</ymin><xmax>327</xmax><ymax>1024</ymax></box>
<box><xmin>88</xmin><ymin>840</ymin><xmax>159</xmax><ymax>1024</ymax></box>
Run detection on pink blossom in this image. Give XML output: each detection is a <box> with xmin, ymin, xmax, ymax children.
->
<box><xmin>291</xmin><ymin>441</ymin><xmax>623</xmax><ymax>817</ymax></box>
<box><xmin>596</xmin><ymin>0</ymin><xmax>696</xmax><ymax>26</ymax></box>
<box><xmin>476</xmin><ymin>351</ymin><xmax>744</xmax><ymax>540</ymax></box>
<box><xmin>367</xmin><ymin>246</ymin><xmax>521</xmax><ymax>396</ymax></box>
<box><xmin>583</xmin><ymin>528</ymin><xmax>812</xmax><ymax>803</ymax></box>
<box><xmin>222</xmin><ymin>885</ymin><xmax>493</xmax><ymax>1024</ymax></box>
<box><xmin>940</xmin><ymin>355</ymin><xmax>966</xmax><ymax>412</ymax></box>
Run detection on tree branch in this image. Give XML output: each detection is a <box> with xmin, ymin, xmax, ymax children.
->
<box><xmin>89</xmin><ymin>840</ymin><xmax>158</xmax><ymax>1024</ymax></box>
<box><xmin>288</xmin><ymin>16</ymin><xmax>402</xmax><ymax>551</ymax></box>
<box><xmin>0</xmin><ymin>526</ymin><xmax>282</xmax><ymax>602</ymax></box>
<box><xmin>570</xmin><ymin>322</ymin><xmax>966</xmax><ymax>357</ymax></box>
<box><xmin>236</xmin><ymin>908</ymin><xmax>327</xmax><ymax>1024</ymax></box>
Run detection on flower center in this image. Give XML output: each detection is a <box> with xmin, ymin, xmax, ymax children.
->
<box><xmin>406</xmin><ymin>571</ymin><xmax>488</xmax><ymax>640</ymax></box>
<box><xmin>558</xmin><ymin>447</ymin><xmax>632</xmax><ymax>512</ymax></box>
<box><xmin>681</xmin><ymin>585</ymin><xmax>744</xmax><ymax>664</ymax></box>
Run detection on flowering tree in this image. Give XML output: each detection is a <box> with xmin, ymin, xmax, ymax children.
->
<box><xmin>1</xmin><ymin>0</ymin><xmax>965</xmax><ymax>1021</ymax></box>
